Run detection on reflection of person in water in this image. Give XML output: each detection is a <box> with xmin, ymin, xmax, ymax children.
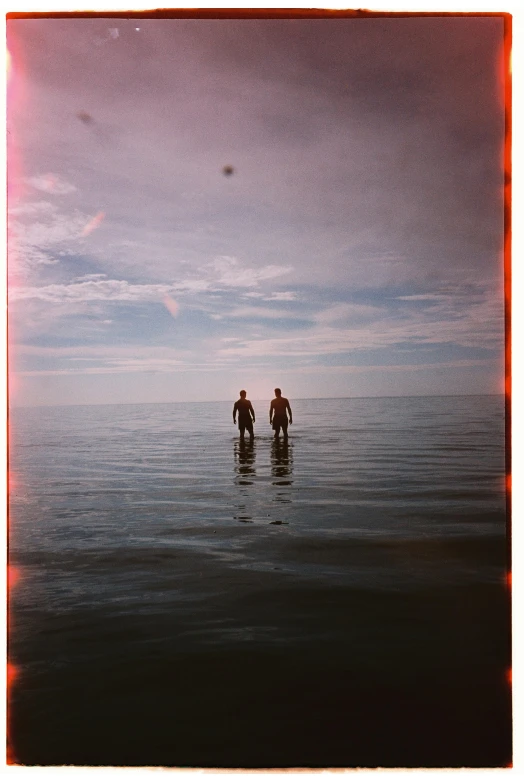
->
<box><xmin>271</xmin><ymin>438</ymin><xmax>293</xmax><ymax>484</ymax></box>
<box><xmin>234</xmin><ymin>435</ymin><xmax>256</xmax><ymax>523</ymax></box>
<box><xmin>269</xmin><ymin>388</ymin><xmax>293</xmax><ymax>441</ymax></box>
<box><xmin>234</xmin><ymin>438</ymin><xmax>256</xmax><ymax>483</ymax></box>
<box><xmin>233</xmin><ymin>390</ymin><xmax>255</xmax><ymax>441</ymax></box>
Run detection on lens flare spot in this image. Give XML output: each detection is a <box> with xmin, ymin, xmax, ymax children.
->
<box><xmin>81</xmin><ymin>211</ymin><xmax>105</xmax><ymax>237</ymax></box>
<box><xmin>163</xmin><ymin>295</ymin><xmax>179</xmax><ymax>319</ymax></box>
<box><xmin>45</xmin><ymin>173</ymin><xmax>56</xmax><ymax>192</ymax></box>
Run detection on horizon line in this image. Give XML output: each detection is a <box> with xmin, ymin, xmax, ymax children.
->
<box><xmin>9</xmin><ymin>392</ymin><xmax>504</xmax><ymax>410</ymax></box>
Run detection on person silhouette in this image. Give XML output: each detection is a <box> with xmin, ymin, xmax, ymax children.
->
<box><xmin>233</xmin><ymin>390</ymin><xmax>255</xmax><ymax>441</ymax></box>
<box><xmin>269</xmin><ymin>388</ymin><xmax>293</xmax><ymax>441</ymax></box>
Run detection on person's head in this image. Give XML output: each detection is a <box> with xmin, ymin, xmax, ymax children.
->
<box><xmin>239</xmin><ymin>390</ymin><xmax>247</xmax><ymax>398</ymax></box>
<box><xmin>274</xmin><ymin>388</ymin><xmax>282</xmax><ymax>397</ymax></box>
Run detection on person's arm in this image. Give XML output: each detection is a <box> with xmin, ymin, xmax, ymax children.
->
<box><xmin>269</xmin><ymin>400</ymin><xmax>274</xmax><ymax>424</ymax></box>
<box><xmin>233</xmin><ymin>401</ymin><xmax>238</xmax><ymax>424</ymax></box>
<box><xmin>249</xmin><ymin>402</ymin><xmax>255</xmax><ymax>422</ymax></box>
<box><xmin>287</xmin><ymin>400</ymin><xmax>293</xmax><ymax>424</ymax></box>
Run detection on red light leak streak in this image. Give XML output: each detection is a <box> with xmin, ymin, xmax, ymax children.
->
<box><xmin>81</xmin><ymin>211</ymin><xmax>105</xmax><ymax>237</ymax></box>
<box><xmin>6</xmin><ymin>664</ymin><xmax>19</xmax><ymax>764</ymax></box>
<box><xmin>6</xmin><ymin>27</ymin><xmax>30</xmax><ymax>328</ymax></box>
<box><xmin>7</xmin><ymin>370</ymin><xmax>21</xmax><ymax>410</ymax></box>
<box><xmin>8</xmin><ymin>565</ymin><xmax>21</xmax><ymax>589</ymax></box>
<box><xmin>6</xmin><ymin>30</ymin><xmax>29</xmax><ymax>203</ymax></box>
<box><xmin>6</xmin><ymin>546</ymin><xmax>21</xmax><ymax>765</ymax></box>
<box><xmin>6</xmin><ymin>746</ymin><xmax>17</xmax><ymax>765</ymax></box>
<box><xmin>502</xmin><ymin>22</ymin><xmax>511</xmax><ymax>410</ymax></box>
<box><xmin>7</xmin><ymin>663</ymin><xmax>17</xmax><ymax>688</ymax></box>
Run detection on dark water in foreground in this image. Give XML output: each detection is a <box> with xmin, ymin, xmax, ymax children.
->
<box><xmin>8</xmin><ymin>395</ymin><xmax>511</xmax><ymax>767</ymax></box>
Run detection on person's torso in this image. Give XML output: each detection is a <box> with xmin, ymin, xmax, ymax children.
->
<box><xmin>272</xmin><ymin>397</ymin><xmax>288</xmax><ymax>416</ymax></box>
<box><xmin>236</xmin><ymin>399</ymin><xmax>252</xmax><ymax>417</ymax></box>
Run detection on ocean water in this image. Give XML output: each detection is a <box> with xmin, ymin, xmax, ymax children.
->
<box><xmin>8</xmin><ymin>395</ymin><xmax>511</xmax><ymax>767</ymax></box>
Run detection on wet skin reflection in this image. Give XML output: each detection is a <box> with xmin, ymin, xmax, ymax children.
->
<box><xmin>233</xmin><ymin>439</ymin><xmax>256</xmax><ymax>522</ymax></box>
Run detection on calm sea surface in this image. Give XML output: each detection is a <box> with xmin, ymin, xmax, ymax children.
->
<box><xmin>8</xmin><ymin>396</ymin><xmax>511</xmax><ymax>767</ymax></box>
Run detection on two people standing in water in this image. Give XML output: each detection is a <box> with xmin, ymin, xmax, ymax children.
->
<box><xmin>233</xmin><ymin>388</ymin><xmax>293</xmax><ymax>442</ymax></box>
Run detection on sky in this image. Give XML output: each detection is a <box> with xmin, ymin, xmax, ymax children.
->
<box><xmin>6</xmin><ymin>12</ymin><xmax>507</xmax><ymax>406</ymax></box>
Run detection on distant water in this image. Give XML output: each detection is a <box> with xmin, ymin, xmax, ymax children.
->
<box><xmin>8</xmin><ymin>396</ymin><xmax>511</xmax><ymax>767</ymax></box>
